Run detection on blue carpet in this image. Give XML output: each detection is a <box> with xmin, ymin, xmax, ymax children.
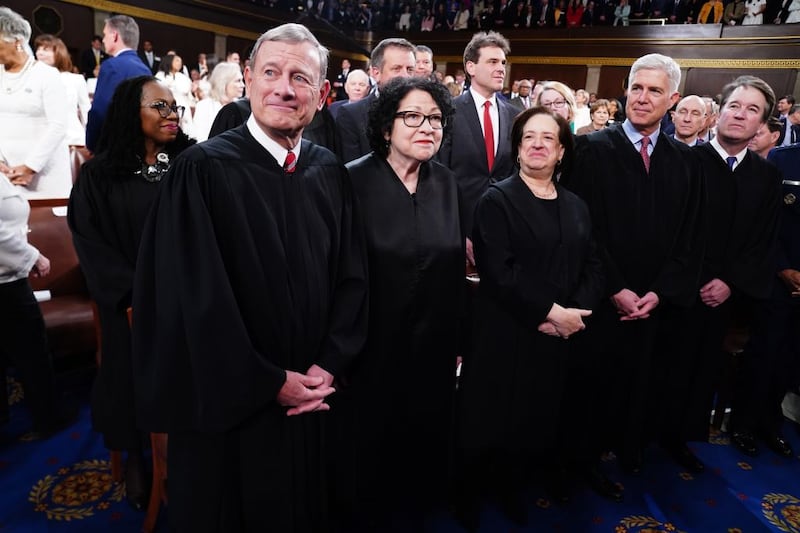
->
<box><xmin>3</xmin><ymin>373</ymin><xmax>800</xmax><ymax>532</ymax></box>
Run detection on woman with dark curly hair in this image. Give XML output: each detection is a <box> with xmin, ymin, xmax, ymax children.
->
<box><xmin>67</xmin><ymin>75</ymin><xmax>194</xmax><ymax>511</ymax></box>
<box><xmin>333</xmin><ymin>76</ymin><xmax>463</xmax><ymax>529</ymax></box>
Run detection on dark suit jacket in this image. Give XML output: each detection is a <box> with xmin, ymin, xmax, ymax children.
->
<box><xmin>86</xmin><ymin>50</ymin><xmax>151</xmax><ymax>151</ymax></box>
<box><xmin>79</xmin><ymin>47</ymin><xmax>108</xmax><ymax>79</ymax></box>
<box><xmin>138</xmin><ymin>51</ymin><xmax>161</xmax><ymax>75</ymax></box>
<box><xmin>335</xmin><ymin>92</ymin><xmax>376</xmax><ymax>164</ymax></box>
<box><xmin>437</xmin><ymin>90</ymin><xmax>517</xmax><ymax>234</ymax></box>
<box><xmin>768</xmin><ymin>145</ymin><xmax>800</xmax><ymax>271</ymax></box>
<box><xmin>328</xmin><ymin>99</ymin><xmax>349</xmax><ymax>121</ymax></box>
<box><xmin>779</xmin><ymin>118</ymin><xmax>800</xmax><ymax>145</ymax></box>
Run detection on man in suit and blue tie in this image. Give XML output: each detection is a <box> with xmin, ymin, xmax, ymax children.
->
<box><xmin>85</xmin><ymin>15</ymin><xmax>151</xmax><ymax>151</ymax></box>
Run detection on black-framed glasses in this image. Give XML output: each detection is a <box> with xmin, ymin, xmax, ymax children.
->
<box><xmin>540</xmin><ymin>99</ymin><xmax>567</xmax><ymax>110</ymax></box>
<box><xmin>394</xmin><ymin>111</ymin><xmax>446</xmax><ymax>129</ymax></box>
<box><xmin>142</xmin><ymin>101</ymin><xmax>185</xmax><ymax>119</ymax></box>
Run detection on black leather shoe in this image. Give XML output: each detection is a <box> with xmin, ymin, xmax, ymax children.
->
<box><xmin>583</xmin><ymin>465</ymin><xmax>623</xmax><ymax>503</ymax></box>
<box><xmin>663</xmin><ymin>442</ymin><xmax>705</xmax><ymax>473</ymax></box>
<box><xmin>124</xmin><ymin>458</ymin><xmax>149</xmax><ymax>511</ymax></box>
<box><xmin>731</xmin><ymin>432</ymin><xmax>758</xmax><ymax>457</ymax></box>
<box><xmin>762</xmin><ymin>433</ymin><xmax>793</xmax><ymax>458</ymax></box>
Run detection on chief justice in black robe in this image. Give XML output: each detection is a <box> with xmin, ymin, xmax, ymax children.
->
<box><xmin>333</xmin><ymin>77</ymin><xmax>463</xmax><ymax>527</ymax></box>
<box><xmin>131</xmin><ymin>26</ymin><xmax>368</xmax><ymax>533</ymax></box>
<box><xmin>458</xmin><ymin>108</ymin><xmax>603</xmax><ymax>522</ymax></box>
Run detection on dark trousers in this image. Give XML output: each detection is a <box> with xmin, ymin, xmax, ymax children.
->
<box><xmin>732</xmin><ymin>286</ymin><xmax>800</xmax><ymax>436</ymax></box>
<box><xmin>654</xmin><ymin>301</ymin><xmax>729</xmax><ymax>443</ymax></box>
<box><xmin>0</xmin><ymin>278</ymin><xmax>56</xmax><ymax>428</ymax></box>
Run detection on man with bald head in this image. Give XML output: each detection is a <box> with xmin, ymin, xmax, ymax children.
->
<box><xmin>671</xmin><ymin>95</ymin><xmax>707</xmax><ymax>146</ymax></box>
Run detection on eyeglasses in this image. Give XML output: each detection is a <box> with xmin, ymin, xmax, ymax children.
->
<box><xmin>394</xmin><ymin>111</ymin><xmax>446</xmax><ymax>129</ymax></box>
<box><xmin>142</xmin><ymin>101</ymin><xmax>185</xmax><ymax>119</ymax></box>
<box><xmin>540</xmin><ymin>99</ymin><xmax>567</xmax><ymax>110</ymax></box>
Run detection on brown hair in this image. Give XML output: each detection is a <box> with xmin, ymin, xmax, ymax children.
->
<box><xmin>34</xmin><ymin>34</ymin><xmax>74</xmax><ymax>73</ymax></box>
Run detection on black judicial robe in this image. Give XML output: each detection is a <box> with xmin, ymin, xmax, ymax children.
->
<box><xmin>458</xmin><ymin>176</ymin><xmax>604</xmax><ymax>458</ymax></box>
<box><xmin>68</xmin><ymin>153</ymin><xmax>162</xmax><ymax>450</ymax></box>
<box><xmin>564</xmin><ymin>126</ymin><xmax>703</xmax><ymax>307</ymax></box>
<box><xmin>337</xmin><ymin>153</ymin><xmax>464</xmax><ymax>510</ymax></box>
<box><xmin>562</xmin><ymin>126</ymin><xmax>703</xmax><ymax>451</ymax></box>
<box><xmin>662</xmin><ymin>144</ymin><xmax>781</xmax><ymax>441</ymax></box>
<box><xmin>694</xmin><ymin>144</ymin><xmax>781</xmax><ymax>301</ymax></box>
<box><xmin>131</xmin><ymin>127</ymin><xmax>368</xmax><ymax>533</ymax></box>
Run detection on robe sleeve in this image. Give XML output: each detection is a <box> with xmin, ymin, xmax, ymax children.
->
<box><xmin>132</xmin><ymin>156</ymin><xmax>287</xmax><ymax>432</ymax></box>
<box><xmin>314</xmin><ymin>167</ymin><xmax>369</xmax><ymax>377</ymax></box>
<box><xmin>647</xmin><ymin>150</ymin><xmax>704</xmax><ymax>307</ymax></box>
<box><xmin>473</xmin><ymin>187</ymin><xmax>559</xmax><ymax>324</ymax></box>
<box><xmin>68</xmin><ymin>166</ymin><xmax>136</xmax><ymax>311</ymax></box>
<box><xmin>568</xmin><ymin>199</ymin><xmax>605</xmax><ymax>311</ymax></box>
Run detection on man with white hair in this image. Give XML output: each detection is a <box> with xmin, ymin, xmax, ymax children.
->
<box><xmin>327</xmin><ymin>68</ymin><xmax>370</xmax><ymax>120</ymax></box>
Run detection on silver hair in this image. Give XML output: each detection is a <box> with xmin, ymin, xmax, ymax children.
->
<box><xmin>208</xmin><ymin>61</ymin><xmax>242</xmax><ymax>102</ymax></box>
<box><xmin>629</xmin><ymin>53</ymin><xmax>681</xmax><ymax>94</ymax></box>
<box><xmin>0</xmin><ymin>7</ymin><xmax>31</xmax><ymax>43</ymax></box>
<box><xmin>105</xmin><ymin>15</ymin><xmax>140</xmax><ymax>50</ymax></box>
<box><xmin>249</xmin><ymin>23</ymin><xmax>329</xmax><ymax>87</ymax></box>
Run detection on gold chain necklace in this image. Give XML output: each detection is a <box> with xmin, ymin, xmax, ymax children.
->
<box><xmin>1</xmin><ymin>56</ymin><xmax>35</xmax><ymax>95</ymax></box>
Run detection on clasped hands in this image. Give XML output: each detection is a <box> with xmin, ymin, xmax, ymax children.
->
<box><xmin>1</xmin><ymin>162</ymin><xmax>36</xmax><ymax>187</ymax></box>
<box><xmin>612</xmin><ymin>288</ymin><xmax>659</xmax><ymax>320</ymax></box>
<box><xmin>537</xmin><ymin>303</ymin><xmax>592</xmax><ymax>339</ymax></box>
<box><xmin>779</xmin><ymin>269</ymin><xmax>800</xmax><ymax>297</ymax></box>
<box><xmin>699</xmin><ymin>278</ymin><xmax>731</xmax><ymax>308</ymax></box>
<box><xmin>277</xmin><ymin>364</ymin><xmax>335</xmax><ymax>417</ymax></box>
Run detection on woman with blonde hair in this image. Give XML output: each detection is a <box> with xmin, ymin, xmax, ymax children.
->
<box><xmin>536</xmin><ymin>80</ymin><xmax>577</xmax><ymax>130</ymax></box>
<box><xmin>191</xmin><ymin>62</ymin><xmax>244</xmax><ymax>142</ymax></box>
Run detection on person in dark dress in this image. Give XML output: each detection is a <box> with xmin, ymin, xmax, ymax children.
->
<box><xmin>131</xmin><ymin>24</ymin><xmax>368</xmax><ymax>533</ymax></box>
<box><xmin>68</xmin><ymin>76</ymin><xmax>194</xmax><ymax>510</ymax></box>
<box><xmin>333</xmin><ymin>76</ymin><xmax>462</xmax><ymax>531</ymax></box>
<box><xmin>457</xmin><ymin>107</ymin><xmax>604</xmax><ymax>530</ymax></box>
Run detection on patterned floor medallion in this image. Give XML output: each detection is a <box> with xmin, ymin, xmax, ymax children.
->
<box><xmin>762</xmin><ymin>493</ymin><xmax>800</xmax><ymax>532</ymax></box>
<box><xmin>29</xmin><ymin>459</ymin><xmax>124</xmax><ymax>521</ymax></box>
<box><xmin>615</xmin><ymin>515</ymin><xmax>685</xmax><ymax>532</ymax></box>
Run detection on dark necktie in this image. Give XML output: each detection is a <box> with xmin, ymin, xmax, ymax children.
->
<box><xmin>484</xmin><ymin>101</ymin><xmax>495</xmax><ymax>170</ymax></box>
<box><xmin>284</xmin><ymin>151</ymin><xmax>297</xmax><ymax>174</ymax></box>
<box><xmin>726</xmin><ymin>156</ymin><xmax>736</xmax><ymax>170</ymax></box>
<box><xmin>639</xmin><ymin>136</ymin><xmax>650</xmax><ymax>173</ymax></box>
